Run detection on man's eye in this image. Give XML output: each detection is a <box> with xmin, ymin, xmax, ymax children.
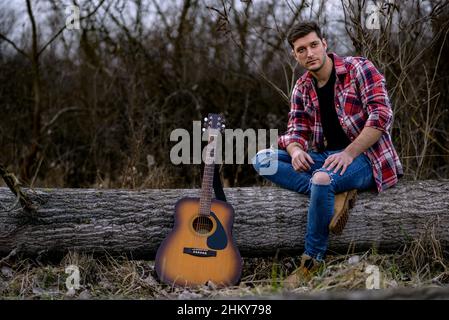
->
<box><xmin>311</xmin><ymin>43</ymin><xmax>317</xmax><ymax>47</ymax></box>
<box><xmin>298</xmin><ymin>49</ymin><xmax>305</xmax><ymax>53</ymax></box>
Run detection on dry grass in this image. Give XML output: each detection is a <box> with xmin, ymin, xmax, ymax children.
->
<box><xmin>0</xmin><ymin>217</ymin><xmax>447</xmax><ymax>299</ymax></box>
<box><xmin>1</xmin><ymin>232</ymin><xmax>448</xmax><ymax>300</ymax></box>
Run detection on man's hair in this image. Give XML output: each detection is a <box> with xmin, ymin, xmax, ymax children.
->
<box><xmin>287</xmin><ymin>21</ymin><xmax>323</xmax><ymax>48</ymax></box>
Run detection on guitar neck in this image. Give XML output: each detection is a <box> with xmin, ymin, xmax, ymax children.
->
<box><xmin>199</xmin><ymin>133</ymin><xmax>218</xmax><ymax>216</ymax></box>
<box><xmin>199</xmin><ymin>162</ymin><xmax>214</xmax><ymax>216</ymax></box>
<box><xmin>199</xmin><ymin>114</ymin><xmax>225</xmax><ymax>216</ymax></box>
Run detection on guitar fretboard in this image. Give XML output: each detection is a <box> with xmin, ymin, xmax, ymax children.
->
<box><xmin>199</xmin><ymin>135</ymin><xmax>217</xmax><ymax>216</ymax></box>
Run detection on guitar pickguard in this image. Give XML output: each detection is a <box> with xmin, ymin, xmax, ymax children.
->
<box><xmin>207</xmin><ymin>211</ymin><xmax>228</xmax><ymax>250</ymax></box>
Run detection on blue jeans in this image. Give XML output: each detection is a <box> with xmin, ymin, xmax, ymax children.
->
<box><xmin>252</xmin><ymin>148</ymin><xmax>375</xmax><ymax>261</ymax></box>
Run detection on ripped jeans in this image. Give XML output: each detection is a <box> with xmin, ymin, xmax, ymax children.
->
<box><xmin>252</xmin><ymin>148</ymin><xmax>375</xmax><ymax>261</ymax></box>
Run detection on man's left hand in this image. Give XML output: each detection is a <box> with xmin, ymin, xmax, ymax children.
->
<box><xmin>323</xmin><ymin>151</ymin><xmax>354</xmax><ymax>176</ymax></box>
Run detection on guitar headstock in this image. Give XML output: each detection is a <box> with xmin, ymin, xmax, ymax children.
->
<box><xmin>202</xmin><ymin>113</ymin><xmax>225</xmax><ymax>134</ymax></box>
<box><xmin>202</xmin><ymin>114</ymin><xmax>224</xmax><ymax>164</ymax></box>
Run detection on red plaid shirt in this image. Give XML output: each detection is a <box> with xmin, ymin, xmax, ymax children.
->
<box><xmin>278</xmin><ymin>52</ymin><xmax>403</xmax><ymax>192</ymax></box>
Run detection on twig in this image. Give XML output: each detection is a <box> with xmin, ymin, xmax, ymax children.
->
<box><xmin>0</xmin><ymin>248</ymin><xmax>17</xmax><ymax>264</ymax></box>
<box><xmin>0</xmin><ymin>33</ymin><xmax>29</xmax><ymax>57</ymax></box>
<box><xmin>37</xmin><ymin>0</ymin><xmax>107</xmax><ymax>56</ymax></box>
<box><xmin>0</xmin><ymin>163</ymin><xmax>37</xmax><ymax>214</ymax></box>
<box><xmin>41</xmin><ymin>107</ymin><xmax>86</xmax><ymax>134</ymax></box>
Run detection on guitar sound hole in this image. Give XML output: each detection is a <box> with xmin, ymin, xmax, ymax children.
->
<box><xmin>192</xmin><ymin>216</ymin><xmax>213</xmax><ymax>234</ymax></box>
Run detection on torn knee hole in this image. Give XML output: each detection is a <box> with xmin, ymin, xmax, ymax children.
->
<box><xmin>312</xmin><ymin>171</ymin><xmax>331</xmax><ymax>185</ymax></box>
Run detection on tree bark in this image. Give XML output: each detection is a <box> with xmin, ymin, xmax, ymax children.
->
<box><xmin>0</xmin><ymin>180</ymin><xmax>448</xmax><ymax>257</ymax></box>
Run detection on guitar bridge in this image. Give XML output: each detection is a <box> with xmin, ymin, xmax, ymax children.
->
<box><xmin>183</xmin><ymin>247</ymin><xmax>217</xmax><ymax>257</ymax></box>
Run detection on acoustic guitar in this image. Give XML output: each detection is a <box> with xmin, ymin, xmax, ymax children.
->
<box><xmin>155</xmin><ymin>113</ymin><xmax>242</xmax><ymax>288</ymax></box>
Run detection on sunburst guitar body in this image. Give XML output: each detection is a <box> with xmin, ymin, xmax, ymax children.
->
<box><xmin>155</xmin><ymin>113</ymin><xmax>242</xmax><ymax>288</ymax></box>
<box><xmin>155</xmin><ymin>197</ymin><xmax>242</xmax><ymax>287</ymax></box>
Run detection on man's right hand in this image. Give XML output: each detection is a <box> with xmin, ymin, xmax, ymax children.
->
<box><xmin>288</xmin><ymin>145</ymin><xmax>315</xmax><ymax>172</ymax></box>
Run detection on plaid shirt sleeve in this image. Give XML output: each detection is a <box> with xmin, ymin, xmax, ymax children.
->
<box><xmin>355</xmin><ymin>59</ymin><xmax>393</xmax><ymax>133</ymax></box>
<box><xmin>277</xmin><ymin>83</ymin><xmax>311</xmax><ymax>151</ymax></box>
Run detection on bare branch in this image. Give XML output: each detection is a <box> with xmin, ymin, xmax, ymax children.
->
<box><xmin>0</xmin><ymin>248</ymin><xmax>17</xmax><ymax>263</ymax></box>
<box><xmin>37</xmin><ymin>0</ymin><xmax>107</xmax><ymax>57</ymax></box>
<box><xmin>107</xmin><ymin>10</ymin><xmax>153</xmax><ymax>61</ymax></box>
<box><xmin>41</xmin><ymin>107</ymin><xmax>86</xmax><ymax>134</ymax></box>
<box><xmin>0</xmin><ymin>163</ymin><xmax>36</xmax><ymax>214</ymax></box>
<box><xmin>151</xmin><ymin>0</ymin><xmax>174</xmax><ymax>41</ymax></box>
<box><xmin>0</xmin><ymin>33</ymin><xmax>28</xmax><ymax>57</ymax></box>
<box><xmin>26</xmin><ymin>0</ymin><xmax>38</xmax><ymax>60</ymax></box>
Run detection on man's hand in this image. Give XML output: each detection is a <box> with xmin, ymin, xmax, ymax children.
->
<box><xmin>291</xmin><ymin>148</ymin><xmax>315</xmax><ymax>172</ymax></box>
<box><xmin>323</xmin><ymin>150</ymin><xmax>354</xmax><ymax>175</ymax></box>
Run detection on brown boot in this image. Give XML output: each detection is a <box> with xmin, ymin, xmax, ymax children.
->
<box><xmin>284</xmin><ymin>254</ymin><xmax>322</xmax><ymax>289</ymax></box>
<box><xmin>329</xmin><ymin>189</ymin><xmax>357</xmax><ymax>235</ymax></box>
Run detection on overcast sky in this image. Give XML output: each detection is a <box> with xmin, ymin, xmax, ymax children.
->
<box><xmin>1</xmin><ymin>0</ymin><xmax>395</xmax><ymax>56</ymax></box>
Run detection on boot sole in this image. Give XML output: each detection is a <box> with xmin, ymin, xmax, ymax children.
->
<box><xmin>329</xmin><ymin>190</ymin><xmax>357</xmax><ymax>235</ymax></box>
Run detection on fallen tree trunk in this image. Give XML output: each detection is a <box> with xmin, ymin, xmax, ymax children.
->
<box><xmin>0</xmin><ymin>180</ymin><xmax>448</xmax><ymax>257</ymax></box>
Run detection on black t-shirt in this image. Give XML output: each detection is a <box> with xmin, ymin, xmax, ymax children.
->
<box><xmin>314</xmin><ymin>63</ymin><xmax>351</xmax><ymax>151</ymax></box>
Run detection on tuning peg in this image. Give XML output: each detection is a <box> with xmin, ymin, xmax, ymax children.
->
<box><xmin>202</xmin><ymin>128</ymin><xmax>206</xmax><ymax>132</ymax></box>
<box><xmin>204</xmin><ymin>117</ymin><xmax>208</xmax><ymax>122</ymax></box>
<box><xmin>222</xmin><ymin>124</ymin><xmax>225</xmax><ymax>128</ymax></box>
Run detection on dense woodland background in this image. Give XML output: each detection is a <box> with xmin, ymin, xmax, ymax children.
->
<box><xmin>1</xmin><ymin>0</ymin><xmax>448</xmax><ymax>190</ymax></box>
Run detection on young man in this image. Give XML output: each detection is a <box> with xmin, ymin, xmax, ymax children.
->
<box><xmin>252</xmin><ymin>21</ymin><xmax>403</xmax><ymax>288</ymax></box>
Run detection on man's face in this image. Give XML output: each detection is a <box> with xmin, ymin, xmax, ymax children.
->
<box><xmin>292</xmin><ymin>31</ymin><xmax>328</xmax><ymax>72</ymax></box>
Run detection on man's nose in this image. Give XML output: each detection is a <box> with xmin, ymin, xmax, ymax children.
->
<box><xmin>306</xmin><ymin>47</ymin><xmax>314</xmax><ymax>57</ymax></box>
